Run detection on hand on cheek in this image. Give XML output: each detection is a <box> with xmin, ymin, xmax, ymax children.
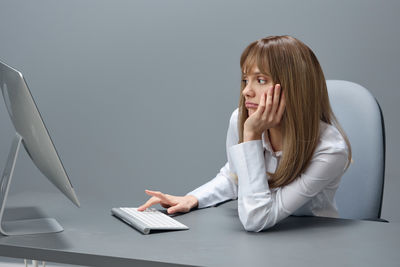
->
<box><xmin>243</xmin><ymin>84</ymin><xmax>286</xmax><ymax>141</ymax></box>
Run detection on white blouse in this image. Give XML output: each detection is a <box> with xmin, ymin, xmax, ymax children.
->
<box><xmin>186</xmin><ymin>108</ymin><xmax>349</xmax><ymax>232</ymax></box>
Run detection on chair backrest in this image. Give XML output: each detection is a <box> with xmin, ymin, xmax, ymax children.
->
<box><xmin>327</xmin><ymin>80</ymin><xmax>385</xmax><ymax>220</ymax></box>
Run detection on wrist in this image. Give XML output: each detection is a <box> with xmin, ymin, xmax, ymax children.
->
<box><xmin>243</xmin><ymin>131</ymin><xmax>262</xmax><ymax>142</ymax></box>
<box><xmin>186</xmin><ymin>195</ymin><xmax>199</xmax><ymax>209</ymax></box>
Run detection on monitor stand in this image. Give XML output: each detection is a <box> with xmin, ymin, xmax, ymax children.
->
<box><xmin>0</xmin><ymin>133</ymin><xmax>64</xmax><ymax>236</ymax></box>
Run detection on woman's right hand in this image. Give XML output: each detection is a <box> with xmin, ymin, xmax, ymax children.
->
<box><xmin>243</xmin><ymin>84</ymin><xmax>286</xmax><ymax>141</ymax></box>
<box><xmin>137</xmin><ymin>190</ymin><xmax>199</xmax><ymax>214</ymax></box>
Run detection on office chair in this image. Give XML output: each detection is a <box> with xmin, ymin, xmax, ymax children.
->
<box><xmin>326</xmin><ymin>80</ymin><xmax>386</xmax><ymax>221</ymax></box>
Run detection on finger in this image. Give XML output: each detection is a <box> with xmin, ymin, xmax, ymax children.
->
<box><xmin>137</xmin><ymin>196</ymin><xmax>161</xmax><ymax>211</ymax></box>
<box><xmin>167</xmin><ymin>204</ymin><xmax>188</xmax><ymax>214</ymax></box>
<box><xmin>145</xmin><ymin>190</ymin><xmax>172</xmax><ymax>204</ymax></box>
<box><xmin>254</xmin><ymin>91</ymin><xmax>266</xmax><ymax>117</ymax></box>
<box><xmin>276</xmin><ymin>90</ymin><xmax>286</xmax><ymax>121</ymax></box>
<box><xmin>263</xmin><ymin>86</ymin><xmax>274</xmax><ymax>119</ymax></box>
<box><xmin>270</xmin><ymin>84</ymin><xmax>281</xmax><ymax>116</ymax></box>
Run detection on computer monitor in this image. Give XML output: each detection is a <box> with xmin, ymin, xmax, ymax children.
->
<box><xmin>0</xmin><ymin>60</ymin><xmax>80</xmax><ymax>236</ymax></box>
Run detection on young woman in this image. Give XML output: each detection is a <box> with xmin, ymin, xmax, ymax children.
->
<box><xmin>138</xmin><ymin>35</ymin><xmax>352</xmax><ymax>232</ymax></box>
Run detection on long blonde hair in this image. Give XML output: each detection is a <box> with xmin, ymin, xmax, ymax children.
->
<box><xmin>238</xmin><ymin>35</ymin><xmax>351</xmax><ymax>188</ymax></box>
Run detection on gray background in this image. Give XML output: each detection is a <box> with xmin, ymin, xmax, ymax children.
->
<box><xmin>0</xmin><ymin>0</ymin><xmax>399</xmax><ymax>222</ymax></box>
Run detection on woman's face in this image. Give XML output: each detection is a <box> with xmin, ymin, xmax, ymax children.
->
<box><xmin>242</xmin><ymin>66</ymin><xmax>274</xmax><ymax>116</ymax></box>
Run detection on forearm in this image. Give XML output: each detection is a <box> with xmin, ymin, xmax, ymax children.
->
<box><xmin>186</xmin><ymin>163</ymin><xmax>238</xmax><ymax>209</ymax></box>
<box><xmin>229</xmin><ymin>140</ymin><xmax>282</xmax><ymax>231</ymax></box>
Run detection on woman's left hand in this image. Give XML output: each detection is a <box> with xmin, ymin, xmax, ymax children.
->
<box><xmin>243</xmin><ymin>84</ymin><xmax>286</xmax><ymax>141</ymax></box>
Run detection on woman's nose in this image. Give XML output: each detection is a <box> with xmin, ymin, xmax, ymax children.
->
<box><xmin>242</xmin><ymin>84</ymin><xmax>254</xmax><ymax>98</ymax></box>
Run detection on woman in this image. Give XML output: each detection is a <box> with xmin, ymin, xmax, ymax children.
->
<box><xmin>138</xmin><ymin>35</ymin><xmax>352</xmax><ymax>232</ymax></box>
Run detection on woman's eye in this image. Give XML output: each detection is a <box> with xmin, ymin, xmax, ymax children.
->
<box><xmin>242</xmin><ymin>79</ymin><xmax>248</xmax><ymax>85</ymax></box>
<box><xmin>258</xmin><ymin>78</ymin><xmax>267</xmax><ymax>84</ymax></box>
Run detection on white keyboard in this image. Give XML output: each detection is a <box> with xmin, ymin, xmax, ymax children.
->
<box><xmin>111</xmin><ymin>207</ymin><xmax>189</xmax><ymax>235</ymax></box>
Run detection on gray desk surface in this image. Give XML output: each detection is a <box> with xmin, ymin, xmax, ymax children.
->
<box><xmin>0</xmin><ymin>193</ymin><xmax>399</xmax><ymax>267</ymax></box>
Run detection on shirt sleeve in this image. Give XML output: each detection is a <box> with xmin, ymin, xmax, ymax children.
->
<box><xmin>228</xmin><ymin>140</ymin><xmax>348</xmax><ymax>232</ymax></box>
<box><xmin>186</xmin><ymin>109</ymin><xmax>240</xmax><ymax>208</ymax></box>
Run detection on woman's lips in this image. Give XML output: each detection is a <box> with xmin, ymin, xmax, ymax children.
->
<box><xmin>245</xmin><ymin>103</ymin><xmax>258</xmax><ymax>109</ymax></box>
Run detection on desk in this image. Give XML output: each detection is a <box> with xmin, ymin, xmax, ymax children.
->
<box><xmin>0</xmin><ymin>193</ymin><xmax>399</xmax><ymax>267</ymax></box>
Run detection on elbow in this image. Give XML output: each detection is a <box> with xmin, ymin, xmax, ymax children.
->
<box><xmin>243</xmin><ymin>223</ymin><xmax>264</xmax><ymax>233</ymax></box>
<box><xmin>241</xmin><ymin>219</ymin><xmax>275</xmax><ymax>232</ymax></box>
<box><xmin>238</xmin><ymin>203</ymin><xmax>276</xmax><ymax>232</ymax></box>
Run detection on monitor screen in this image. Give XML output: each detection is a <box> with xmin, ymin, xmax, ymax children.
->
<box><xmin>0</xmin><ymin>60</ymin><xmax>80</xmax><ymax>207</ymax></box>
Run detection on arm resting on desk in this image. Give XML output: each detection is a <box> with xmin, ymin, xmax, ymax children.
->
<box><xmin>229</xmin><ymin>140</ymin><xmax>348</xmax><ymax>232</ymax></box>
